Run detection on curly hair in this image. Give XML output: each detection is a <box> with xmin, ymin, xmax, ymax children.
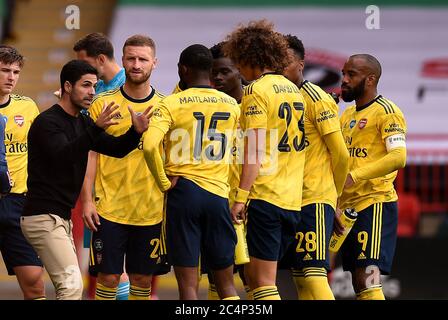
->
<box><xmin>222</xmin><ymin>19</ymin><xmax>289</xmax><ymax>74</ymax></box>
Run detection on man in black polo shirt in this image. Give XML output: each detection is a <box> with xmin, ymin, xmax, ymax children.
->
<box><xmin>20</xmin><ymin>60</ymin><xmax>151</xmax><ymax>300</ymax></box>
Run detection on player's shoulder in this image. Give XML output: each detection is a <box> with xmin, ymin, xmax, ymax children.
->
<box><xmin>300</xmin><ymin>80</ymin><xmax>333</xmax><ymax>103</ymax></box>
<box><xmin>375</xmin><ymin>95</ymin><xmax>403</xmax><ymax>116</ymax></box>
<box><xmin>10</xmin><ymin>94</ymin><xmax>36</xmax><ymax>105</ymax></box>
<box><xmin>153</xmin><ymin>90</ymin><xmax>182</xmax><ymax>114</ymax></box>
<box><xmin>243</xmin><ymin>75</ymin><xmax>268</xmax><ymax>96</ymax></box>
<box><xmin>92</xmin><ymin>87</ymin><xmax>121</xmax><ymax>104</ymax></box>
<box><xmin>160</xmin><ymin>89</ymin><xmax>182</xmax><ymax>104</ymax></box>
<box><xmin>9</xmin><ymin>94</ymin><xmax>39</xmax><ymax>114</ymax></box>
<box><xmin>215</xmin><ymin>91</ymin><xmax>240</xmax><ymax>113</ymax></box>
<box><xmin>154</xmin><ymin>89</ymin><xmax>165</xmax><ymax>101</ymax></box>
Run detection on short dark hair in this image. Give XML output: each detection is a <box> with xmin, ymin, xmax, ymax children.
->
<box><xmin>179</xmin><ymin>44</ymin><xmax>213</xmax><ymax>71</ymax></box>
<box><xmin>350</xmin><ymin>53</ymin><xmax>382</xmax><ymax>81</ymax></box>
<box><xmin>210</xmin><ymin>42</ymin><xmax>225</xmax><ymax>59</ymax></box>
<box><xmin>0</xmin><ymin>45</ymin><xmax>24</xmax><ymax>68</ymax></box>
<box><xmin>73</xmin><ymin>32</ymin><xmax>114</xmax><ymax>59</ymax></box>
<box><xmin>123</xmin><ymin>34</ymin><xmax>156</xmax><ymax>55</ymax></box>
<box><xmin>284</xmin><ymin>34</ymin><xmax>305</xmax><ymax>60</ymax></box>
<box><xmin>60</xmin><ymin>60</ymin><xmax>98</xmax><ymax>94</ymax></box>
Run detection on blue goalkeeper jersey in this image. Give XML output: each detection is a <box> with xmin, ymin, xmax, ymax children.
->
<box><xmin>95</xmin><ymin>68</ymin><xmax>125</xmax><ymax>94</ymax></box>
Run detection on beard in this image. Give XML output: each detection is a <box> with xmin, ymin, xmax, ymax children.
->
<box><xmin>70</xmin><ymin>94</ymin><xmax>92</xmax><ymax>110</ymax></box>
<box><xmin>125</xmin><ymin>69</ymin><xmax>151</xmax><ymax>85</ymax></box>
<box><xmin>341</xmin><ymin>78</ymin><xmax>366</xmax><ymax>102</ymax></box>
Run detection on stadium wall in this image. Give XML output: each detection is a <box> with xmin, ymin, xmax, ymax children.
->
<box><xmin>109</xmin><ymin>1</ymin><xmax>448</xmax><ymax>163</ymax></box>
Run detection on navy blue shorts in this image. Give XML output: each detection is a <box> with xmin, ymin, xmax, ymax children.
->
<box><xmin>246</xmin><ymin>199</ymin><xmax>301</xmax><ymax>261</ymax></box>
<box><xmin>0</xmin><ymin>194</ymin><xmax>42</xmax><ymax>275</ymax></box>
<box><xmin>89</xmin><ymin>216</ymin><xmax>166</xmax><ymax>276</ymax></box>
<box><xmin>341</xmin><ymin>202</ymin><xmax>398</xmax><ymax>275</ymax></box>
<box><xmin>165</xmin><ymin>177</ymin><xmax>236</xmax><ymax>270</ymax></box>
<box><xmin>280</xmin><ymin>203</ymin><xmax>334</xmax><ymax>270</ymax></box>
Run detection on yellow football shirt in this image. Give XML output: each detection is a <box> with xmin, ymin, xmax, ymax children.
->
<box><xmin>149</xmin><ymin>86</ymin><xmax>240</xmax><ymax>198</ymax></box>
<box><xmin>89</xmin><ymin>86</ymin><xmax>165</xmax><ymax>225</ymax></box>
<box><xmin>241</xmin><ymin>73</ymin><xmax>306</xmax><ymax>211</ymax></box>
<box><xmin>339</xmin><ymin>95</ymin><xmax>407</xmax><ymax>212</ymax></box>
<box><xmin>1</xmin><ymin>94</ymin><xmax>39</xmax><ymax>193</ymax></box>
<box><xmin>300</xmin><ymin>81</ymin><xmax>341</xmax><ymax>209</ymax></box>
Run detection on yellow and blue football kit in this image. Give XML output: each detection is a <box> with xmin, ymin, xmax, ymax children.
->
<box><xmin>144</xmin><ymin>86</ymin><xmax>240</xmax><ymax>270</ymax></box>
<box><xmin>0</xmin><ymin>95</ymin><xmax>42</xmax><ymax>274</ymax></box>
<box><xmin>239</xmin><ymin>73</ymin><xmax>305</xmax><ymax>263</ymax></box>
<box><xmin>88</xmin><ymin>86</ymin><xmax>165</xmax><ymax>277</ymax></box>
<box><xmin>289</xmin><ymin>80</ymin><xmax>347</xmax><ymax>300</ymax></box>
<box><xmin>339</xmin><ymin>95</ymin><xmax>407</xmax><ymax>275</ymax></box>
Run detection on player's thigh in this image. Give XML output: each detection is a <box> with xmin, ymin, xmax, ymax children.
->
<box><xmin>293</xmin><ymin>203</ymin><xmax>334</xmax><ymax>270</ymax></box>
<box><xmin>246</xmin><ymin>199</ymin><xmax>285</xmax><ymax>261</ymax></box>
<box><xmin>202</xmin><ymin>193</ymin><xmax>236</xmax><ymax>271</ymax></box>
<box><xmin>126</xmin><ymin>222</ymin><xmax>163</xmax><ymax>275</ymax></box>
<box><xmin>1</xmin><ymin>195</ymin><xmax>42</xmax><ymax>275</ymax></box>
<box><xmin>279</xmin><ymin>206</ymin><xmax>302</xmax><ymax>262</ymax></box>
<box><xmin>89</xmin><ymin>216</ymin><xmax>127</xmax><ymax>276</ymax></box>
<box><xmin>341</xmin><ymin>202</ymin><xmax>398</xmax><ymax>274</ymax></box>
<box><xmin>165</xmin><ymin>177</ymin><xmax>202</xmax><ymax>267</ymax></box>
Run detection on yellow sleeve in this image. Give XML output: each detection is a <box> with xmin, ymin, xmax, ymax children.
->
<box><xmin>351</xmin><ymin>106</ymin><xmax>407</xmax><ymax>182</ymax></box>
<box><xmin>143</xmin><ymin>100</ymin><xmax>173</xmax><ymax>192</ymax></box>
<box><xmin>323</xmin><ymin>130</ymin><xmax>349</xmax><ymax>196</ymax></box>
<box><xmin>143</xmin><ymin>127</ymin><xmax>170</xmax><ymax>192</ymax></box>
<box><xmin>379</xmin><ymin>111</ymin><xmax>407</xmax><ymax>140</ymax></box>
<box><xmin>313</xmin><ymin>99</ymin><xmax>341</xmax><ymax>136</ymax></box>
<box><xmin>30</xmin><ymin>101</ymin><xmax>40</xmax><ymax>122</ymax></box>
<box><xmin>351</xmin><ymin>147</ymin><xmax>406</xmax><ymax>182</ymax></box>
<box><xmin>148</xmin><ymin>100</ymin><xmax>173</xmax><ymax>135</ymax></box>
<box><xmin>234</xmin><ymin>104</ymin><xmax>241</xmax><ymax>131</ymax></box>
<box><xmin>240</xmin><ymin>88</ymin><xmax>268</xmax><ymax>131</ymax></box>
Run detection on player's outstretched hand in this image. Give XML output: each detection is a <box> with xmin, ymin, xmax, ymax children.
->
<box><xmin>129</xmin><ymin>105</ymin><xmax>152</xmax><ymax>134</ymax></box>
<box><xmin>96</xmin><ymin>101</ymin><xmax>119</xmax><ymax>129</ymax></box>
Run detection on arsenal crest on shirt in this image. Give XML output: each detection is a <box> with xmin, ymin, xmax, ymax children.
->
<box><xmin>359</xmin><ymin>118</ymin><xmax>368</xmax><ymax>129</ymax></box>
<box><xmin>14</xmin><ymin>115</ymin><xmax>24</xmax><ymax>127</ymax></box>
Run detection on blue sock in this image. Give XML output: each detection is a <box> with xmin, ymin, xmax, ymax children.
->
<box><xmin>116</xmin><ymin>281</ymin><xmax>130</xmax><ymax>300</ymax></box>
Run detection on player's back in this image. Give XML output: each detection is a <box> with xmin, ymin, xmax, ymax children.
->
<box><xmin>299</xmin><ymin>81</ymin><xmax>341</xmax><ymax>209</ymax></box>
<box><xmin>241</xmin><ymin>74</ymin><xmax>306</xmax><ymax>211</ymax></box>
<box><xmin>161</xmin><ymin>86</ymin><xmax>240</xmax><ymax>198</ymax></box>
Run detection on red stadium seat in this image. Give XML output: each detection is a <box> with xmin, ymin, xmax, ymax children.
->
<box><xmin>397</xmin><ymin>193</ymin><xmax>421</xmax><ymax>237</ymax></box>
